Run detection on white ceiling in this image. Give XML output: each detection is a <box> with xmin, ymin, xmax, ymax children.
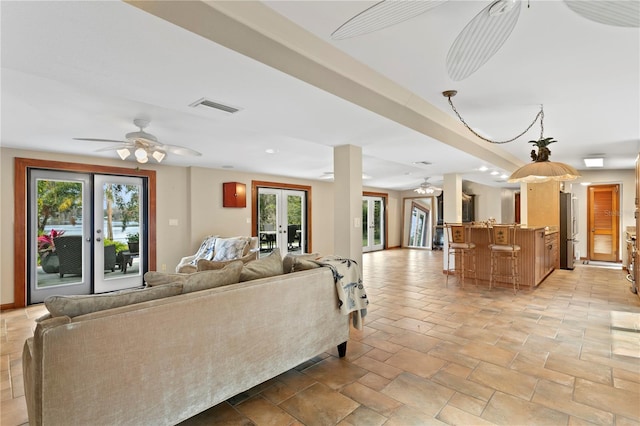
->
<box><xmin>1</xmin><ymin>1</ymin><xmax>638</xmax><ymax>191</ymax></box>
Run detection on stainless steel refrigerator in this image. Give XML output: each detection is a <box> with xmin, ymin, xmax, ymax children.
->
<box><xmin>560</xmin><ymin>192</ymin><xmax>577</xmax><ymax>269</ymax></box>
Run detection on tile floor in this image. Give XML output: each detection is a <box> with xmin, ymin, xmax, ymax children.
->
<box><xmin>2</xmin><ymin>249</ymin><xmax>639</xmax><ymax>425</ymax></box>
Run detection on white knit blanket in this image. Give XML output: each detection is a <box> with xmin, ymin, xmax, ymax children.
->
<box><xmin>314</xmin><ymin>256</ymin><xmax>369</xmax><ymax>330</ymax></box>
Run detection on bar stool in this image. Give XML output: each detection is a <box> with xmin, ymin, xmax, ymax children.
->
<box><xmin>445</xmin><ymin>223</ymin><xmax>477</xmax><ymax>288</ymax></box>
<box><xmin>488</xmin><ymin>224</ymin><xmax>521</xmax><ymax>294</ymax></box>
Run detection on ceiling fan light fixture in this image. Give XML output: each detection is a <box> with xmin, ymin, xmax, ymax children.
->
<box><xmin>116</xmin><ymin>148</ymin><xmax>131</xmax><ymax>160</ymax></box>
<box><xmin>134</xmin><ymin>147</ymin><xmax>149</xmax><ymax>163</ymax></box>
<box><xmin>152</xmin><ymin>150</ymin><xmax>166</xmax><ymax>163</ymax></box>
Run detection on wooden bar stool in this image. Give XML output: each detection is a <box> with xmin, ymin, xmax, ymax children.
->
<box><xmin>488</xmin><ymin>224</ymin><xmax>521</xmax><ymax>294</ymax></box>
<box><xmin>445</xmin><ymin>223</ymin><xmax>477</xmax><ymax>288</ymax></box>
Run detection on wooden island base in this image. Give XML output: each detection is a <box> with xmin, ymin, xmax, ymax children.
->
<box><xmin>445</xmin><ymin>226</ymin><xmax>559</xmax><ymax>290</ymax></box>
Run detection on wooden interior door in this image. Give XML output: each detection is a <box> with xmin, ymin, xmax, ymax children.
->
<box><xmin>587</xmin><ymin>184</ymin><xmax>620</xmax><ymax>262</ymax></box>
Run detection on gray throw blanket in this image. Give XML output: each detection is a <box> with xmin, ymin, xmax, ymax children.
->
<box><xmin>314</xmin><ymin>256</ymin><xmax>369</xmax><ymax>330</ymax></box>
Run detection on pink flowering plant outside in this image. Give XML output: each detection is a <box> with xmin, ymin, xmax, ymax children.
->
<box><xmin>37</xmin><ymin>229</ymin><xmax>65</xmax><ymax>256</ymax></box>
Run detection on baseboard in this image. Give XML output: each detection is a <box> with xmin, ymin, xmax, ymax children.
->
<box><xmin>0</xmin><ymin>303</ymin><xmax>17</xmax><ymax>312</ymax></box>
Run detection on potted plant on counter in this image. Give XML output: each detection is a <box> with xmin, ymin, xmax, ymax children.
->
<box><xmin>37</xmin><ymin>229</ymin><xmax>65</xmax><ymax>273</ymax></box>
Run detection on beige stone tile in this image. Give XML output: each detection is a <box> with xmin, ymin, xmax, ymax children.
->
<box><xmin>279</xmin><ymin>382</ymin><xmax>359</xmax><ymax>426</ymax></box>
<box><xmin>236</xmin><ymin>396</ymin><xmax>297</xmax><ymax>426</ymax></box>
<box><xmin>388</xmin><ymin>331</ymin><xmax>441</xmax><ymax>353</ymax></box>
<box><xmin>511</xmin><ymin>350</ymin><xmax>575</xmax><ymax>387</ymax></box>
<box><xmin>574</xmin><ymin>378</ymin><xmax>640</xmax><ymax>419</ymax></box>
<box><xmin>381</xmin><ymin>372</ymin><xmax>454</xmax><ymax>416</ymax></box>
<box><xmin>440</xmin><ymin>362</ymin><xmax>473</xmax><ymax>379</ymax></box>
<box><xmin>446</xmin><ymin>392</ymin><xmax>489</xmax><ymax>417</ymax></box>
<box><xmin>260</xmin><ymin>381</ymin><xmax>298</xmax><ymax>405</ymax></box>
<box><xmin>357</xmin><ymin>372</ymin><xmax>390</xmax><ymax>392</ymax></box>
<box><xmin>431</xmin><ymin>370</ymin><xmax>495</xmax><ymax>402</ymax></box>
<box><xmin>337</xmin><ymin>406</ymin><xmax>387</xmax><ymax>426</ymax></box>
<box><xmin>427</xmin><ymin>341</ymin><xmax>480</xmax><ymax>369</ymax></box>
<box><xmin>274</xmin><ymin>369</ymin><xmax>317</xmax><ymax>393</ymax></box>
<box><xmin>0</xmin><ymin>396</ymin><xmax>29</xmax><ymax>426</ymax></box>
<box><xmin>384</xmin><ymin>404</ymin><xmax>447</xmax><ymax>426</ymax></box>
<box><xmin>437</xmin><ymin>404</ymin><xmax>497</xmax><ymax>425</ymax></box>
<box><xmin>457</xmin><ymin>341</ymin><xmax>518</xmax><ymax>367</ymax></box>
<box><xmin>469</xmin><ymin>361</ymin><xmax>538</xmax><ymax>400</ymax></box>
<box><xmin>178</xmin><ymin>402</ymin><xmax>254</xmax><ymax>426</ymax></box>
<box><xmin>340</xmin><ymin>382</ymin><xmax>402</xmax><ymax>417</ymax></box>
<box><xmin>532</xmin><ymin>379</ymin><xmax>614</xmax><ymax>424</ymax></box>
<box><xmin>366</xmin><ymin>348</ymin><xmax>393</xmax><ymax>362</ymax></box>
<box><xmin>483</xmin><ymin>391</ymin><xmax>569</xmax><ymax>425</ymax></box>
<box><xmin>614</xmin><ymin>367</ymin><xmax>640</xmax><ymax>384</ymax></box>
<box><xmin>385</xmin><ymin>348</ymin><xmax>447</xmax><ymax>379</ymax></box>
<box><xmin>352</xmin><ymin>356</ymin><xmax>403</xmax><ymax>380</ymax></box>
<box><xmin>545</xmin><ymin>353</ymin><xmax>613</xmax><ymax>385</ymax></box>
<box><xmin>302</xmin><ymin>357</ymin><xmax>368</xmax><ymax>390</ymax></box>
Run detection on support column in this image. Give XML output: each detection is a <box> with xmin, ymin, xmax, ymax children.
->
<box><xmin>334</xmin><ymin>145</ymin><xmax>363</xmax><ymax>267</ymax></box>
<box><xmin>442</xmin><ymin>173</ymin><xmax>463</xmax><ymax>271</ymax></box>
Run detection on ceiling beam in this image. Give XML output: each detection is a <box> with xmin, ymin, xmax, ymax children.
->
<box><xmin>125</xmin><ymin>0</ymin><xmax>524</xmax><ymax>172</ymax></box>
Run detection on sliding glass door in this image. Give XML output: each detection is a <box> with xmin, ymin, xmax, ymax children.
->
<box><xmin>28</xmin><ymin>170</ymin><xmax>146</xmax><ymax>303</ymax></box>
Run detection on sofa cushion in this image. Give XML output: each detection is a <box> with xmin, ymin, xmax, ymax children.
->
<box><xmin>189</xmin><ymin>235</ymin><xmax>218</xmax><ymax>265</ymax></box>
<box><xmin>145</xmin><ymin>262</ymin><xmax>243</xmax><ymax>293</ymax></box>
<box><xmin>240</xmin><ymin>248</ymin><xmax>283</xmax><ymax>282</ymax></box>
<box><xmin>292</xmin><ymin>259</ymin><xmax>322</xmax><ymax>272</ymax></box>
<box><xmin>197</xmin><ymin>253</ymin><xmax>254</xmax><ymax>271</ymax></box>
<box><xmin>44</xmin><ymin>283</ymin><xmax>183</xmax><ymax>318</ymax></box>
<box><xmin>282</xmin><ymin>252</ymin><xmax>320</xmax><ymax>274</ymax></box>
<box><xmin>213</xmin><ymin>237</ymin><xmax>248</xmax><ymax>261</ymax></box>
<box><xmin>182</xmin><ymin>261</ymin><xmax>243</xmax><ymax>293</ymax></box>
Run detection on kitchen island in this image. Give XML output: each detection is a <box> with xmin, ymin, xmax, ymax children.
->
<box><xmin>449</xmin><ymin>226</ymin><xmax>558</xmax><ymax>290</ymax></box>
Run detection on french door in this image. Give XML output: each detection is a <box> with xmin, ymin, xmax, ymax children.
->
<box><xmin>29</xmin><ymin>170</ymin><xmax>145</xmax><ymax>304</ymax></box>
<box><xmin>362</xmin><ymin>196</ymin><xmax>384</xmax><ymax>252</ymax></box>
<box><xmin>257</xmin><ymin>188</ymin><xmax>306</xmax><ymax>256</ymax></box>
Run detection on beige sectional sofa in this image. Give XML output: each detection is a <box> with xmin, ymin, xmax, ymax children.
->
<box><xmin>22</xmin><ymin>258</ymin><xmax>350</xmax><ymax>425</ymax></box>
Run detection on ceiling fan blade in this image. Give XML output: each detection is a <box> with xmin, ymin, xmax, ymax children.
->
<box><xmin>331</xmin><ymin>0</ymin><xmax>449</xmax><ymax>40</ymax></box>
<box><xmin>446</xmin><ymin>0</ymin><xmax>522</xmax><ymax>81</ymax></box>
<box><xmin>160</xmin><ymin>144</ymin><xmax>202</xmax><ymax>157</ymax></box>
<box><xmin>73</xmin><ymin>137</ymin><xmax>127</xmax><ymax>143</ymax></box>
<box><xmin>94</xmin><ymin>143</ymin><xmax>133</xmax><ymax>152</ymax></box>
<box><xmin>564</xmin><ymin>0</ymin><xmax>639</xmax><ymax>27</ymax></box>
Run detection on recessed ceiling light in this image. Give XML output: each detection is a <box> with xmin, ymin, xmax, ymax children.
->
<box><xmin>500</xmin><ymin>173</ymin><xmax>508</xmax><ymax>179</ymax></box>
<box><xmin>265</xmin><ymin>148</ymin><xmax>278</xmax><ymax>154</ymax></box>
<box><xmin>490</xmin><ymin>170</ymin><xmax>500</xmax><ymax>175</ymax></box>
<box><xmin>479</xmin><ymin>166</ymin><xmax>488</xmax><ymax>172</ymax></box>
<box><xmin>580</xmin><ymin>181</ymin><xmax>592</xmax><ymax>186</ymax></box>
<box><xmin>583</xmin><ymin>157</ymin><xmax>603</xmax><ymax>167</ymax></box>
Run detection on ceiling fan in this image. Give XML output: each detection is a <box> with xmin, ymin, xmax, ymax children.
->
<box><xmin>414</xmin><ymin>177</ymin><xmax>442</xmax><ymax>195</ymax></box>
<box><xmin>331</xmin><ymin>0</ymin><xmax>639</xmax><ymax>81</ymax></box>
<box><xmin>74</xmin><ymin>118</ymin><xmax>202</xmax><ymax>163</ymax></box>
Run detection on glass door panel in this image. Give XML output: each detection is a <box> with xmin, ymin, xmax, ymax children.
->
<box><xmin>94</xmin><ymin>175</ymin><xmax>145</xmax><ymax>293</ymax></box>
<box><xmin>363</xmin><ymin>196</ymin><xmax>384</xmax><ymax>252</ymax></box>
<box><xmin>257</xmin><ymin>188</ymin><xmax>306</xmax><ymax>256</ymax></box>
<box><xmin>29</xmin><ymin>170</ymin><xmax>91</xmax><ymax>303</ymax></box>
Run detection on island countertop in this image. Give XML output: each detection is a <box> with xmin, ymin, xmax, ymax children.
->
<box><xmin>449</xmin><ymin>226</ymin><xmax>558</xmax><ymax>289</ymax></box>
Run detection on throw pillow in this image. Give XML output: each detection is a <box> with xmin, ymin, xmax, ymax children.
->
<box><xmin>212</xmin><ymin>237</ymin><xmax>248</xmax><ymax>261</ymax></box>
<box><xmin>183</xmin><ymin>261</ymin><xmax>243</xmax><ymax>293</ymax></box>
<box><xmin>189</xmin><ymin>235</ymin><xmax>218</xmax><ymax>265</ymax></box>
<box><xmin>197</xmin><ymin>253</ymin><xmax>255</xmax><ymax>271</ymax></box>
<box><xmin>282</xmin><ymin>252</ymin><xmax>320</xmax><ymax>274</ymax></box>
<box><xmin>144</xmin><ymin>271</ymin><xmax>189</xmax><ymax>287</ymax></box>
<box><xmin>240</xmin><ymin>248</ymin><xmax>283</xmax><ymax>282</ymax></box>
<box><xmin>292</xmin><ymin>258</ymin><xmax>322</xmax><ymax>272</ymax></box>
<box><xmin>44</xmin><ymin>283</ymin><xmax>183</xmax><ymax>318</ymax></box>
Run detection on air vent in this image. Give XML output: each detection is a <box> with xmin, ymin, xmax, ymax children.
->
<box><xmin>189</xmin><ymin>98</ymin><xmax>241</xmax><ymax>114</ymax></box>
<box><xmin>413</xmin><ymin>161</ymin><xmax>432</xmax><ymax>166</ymax></box>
